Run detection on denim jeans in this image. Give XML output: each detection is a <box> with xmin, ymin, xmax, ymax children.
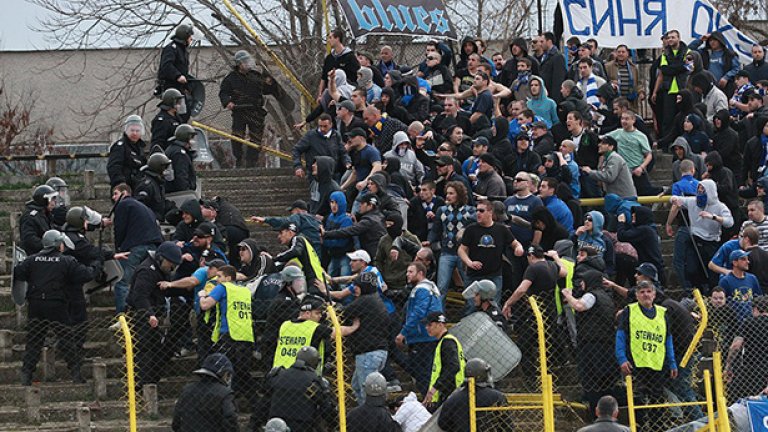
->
<box><xmin>463</xmin><ymin>274</ymin><xmax>503</xmax><ymax>315</ymax></box>
<box><xmin>351</xmin><ymin>349</ymin><xmax>388</xmax><ymax>404</ymax></box>
<box><xmin>436</xmin><ymin>253</ymin><xmax>466</xmax><ymax>303</ymax></box>
<box><xmin>327</xmin><ymin>255</ymin><xmax>351</xmax><ymax>278</ymax></box>
<box><xmin>115</xmin><ymin>244</ymin><xmax>154</xmax><ymax>313</ymax></box>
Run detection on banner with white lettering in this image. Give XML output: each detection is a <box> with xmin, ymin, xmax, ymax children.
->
<box><xmin>559</xmin><ymin>0</ymin><xmax>758</xmax><ymax>64</ymax></box>
<box><xmin>338</xmin><ymin>0</ymin><xmax>457</xmax><ymax>40</ymax></box>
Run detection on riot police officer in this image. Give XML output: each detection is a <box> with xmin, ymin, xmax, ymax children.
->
<box><xmin>14</xmin><ymin>230</ymin><xmax>97</xmax><ymax>385</ymax></box>
<box><xmin>45</xmin><ymin>177</ymin><xmax>70</xmax><ymax>229</ymax></box>
<box><xmin>172</xmin><ymin>352</ymin><xmax>239</xmax><ymax>432</ymax></box>
<box><xmin>346</xmin><ymin>372</ymin><xmax>402</xmax><ymax>432</ymax></box>
<box><xmin>151</xmin><ymin>89</ymin><xmax>184</xmax><ymax>150</ymax></box>
<box><xmin>62</xmin><ymin>207</ymin><xmax>128</xmax><ymax>372</ymax></box>
<box><xmin>158</xmin><ymin>24</ymin><xmax>193</xmax><ymax>121</ymax></box>
<box><xmin>19</xmin><ymin>185</ymin><xmax>57</xmax><ymax>255</ymax></box>
<box><xmin>165</xmin><ymin>124</ymin><xmax>198</xmax><ymax>194</ymax></box>
<box><xmin>135</xmin><ymin>152</ymin><xmax>173</xmax><ymax>222</ymax></box>
<box><xmin>438</xmin><ymin>358</ymin><xmax>508</xmax><ymax>432</ymax></box>
<box><xmin>219</xmin><ymin>50</ymin><xmax>279</xmax><ymax>168</ymax></box>
<box><xmin>108</xmin><ymin>115</ymin><xmax>147</xmax><ymax>188</ymax></box>
<box><xmin>253</xmin><ymin>346</ymin><xmax>337</xmax><ymax>432</ymax></box>
<box><xmin>126</xmin><ymin>241</ymin><xmax>183</xmax><ymax>387</ymax></box>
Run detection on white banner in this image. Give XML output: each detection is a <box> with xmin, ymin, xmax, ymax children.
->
<box><xmin>559</xmin><ymin>0</ymin><xmax>758</xmax><ymax>64</ymax></box>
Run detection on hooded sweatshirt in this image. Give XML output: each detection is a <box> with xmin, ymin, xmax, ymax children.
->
<box><xmin>683</xmin><ymin>113</ymin><xmax>711</xmax><ymax>154</ymax></box>
<box><xmin>531</xmin><ymin>206</ymin><xmax>569</xmax><ymax>251</ymax></box>
<box><xmin>526</xmin><ymin>76</ymin><xmax>559</xmax><ymax>127</ymax></box>
<box><xmin>384</xmin><ymin>136</ymin><xmax>425</xmax><ymax>187</ymax></box>
<box><xmin>323</xmin><ymin>191</ymin><xmax>354</xmax><ymax>257</ymax></box>
<box><xmin>617</xmin><ymin>206</ymin><xmax>665</xmax><ymax>283</ymax></box>
<box><xmin>309</xmin><ymin>156</ymin><xmax>340</xmax><ymax>218</ymax></box>
<box><xmin>711</xmin><ymin>109</ymin><xmax>742</xmax><ymax>180</ymax></box>
<box><xmin>675</xmin><ymin>179</ymin><xmax>734</xmax><ymax>241</ymax></box>
<box><xmin>670</xmin><ymin>137</ymin><xmax>707</xmax><ymax>181</ymax></box>
<box><xmin>238</xmin><ymin>238</ymin><xmax>273</xmax><ymax>279</ymax></box>
<box><xmin>577</xmin><ymin>210</ymin><xmax>606</xmax><ymax>254</ymax></box>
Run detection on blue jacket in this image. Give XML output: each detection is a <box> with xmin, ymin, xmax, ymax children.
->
<box><xmin>401</xmin><ymin>280</ymin><xmax>442</xmax><ymax>344</ymax></box>
<box><xmin>604</xmin><ymin>193</ymin><xmax>640</xmax><ymax>221</ymax></box>
<box><xmin>543</xmin><ymin>195</ymin><xmax>574</xmax><ymax>233</ymax></box>
<box><xmin>114</xmin><ymin>197</ymin><xmax>163</xmax><ymax>252</ymax></box>
<box><xmin>323</xmin><ymin>191</ymin><xmax>354</xmax><ymax>254</ymax></box>
<box><xmin>577</xmin><ymin>210</ymin><xmax>606</xmax><ymax>254</ymax></box>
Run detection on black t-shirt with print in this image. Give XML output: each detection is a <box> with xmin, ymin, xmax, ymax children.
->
<box><xmin>461</xmin><ymin>222</ymin><xmax>515</xmax><ymax>277</ymax></box>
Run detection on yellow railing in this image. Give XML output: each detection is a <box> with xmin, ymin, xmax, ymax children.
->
<box><xmin>326</xmin><ymin>305</ymin><xmax>347</xmax><ymax>432</ymax></box>
<box><xmin>191</xmin><ymin>121</ymin><xmax>293</xmax><ymax>161</ymax></box>
<box><xmin>118</xmin><ymin>315</ymin><xmax>137</xmax><ymax>432</ymax></box>
<box><xmin>579</xmin><ymin>195</ymin><xmax>672</xmax><ymax>207</ymax></box>
<box><xmin>468</xmin><ymin>297</ymin><xmax>554</xmax><ymax>432</ymax></box>
<box><xmin>681</xmin><ymin>289</ymin><xmax>707</xmax><ymax>368</ymax></box>
<box><xmin>712</xmin><ymin>352</ymin><xmax>731</xmax><ymax>432</ymax></box>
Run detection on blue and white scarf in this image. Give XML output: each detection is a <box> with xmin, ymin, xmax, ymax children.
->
<box><xmin>583</xmin><ymin>75</ymin><xmax>600</xmax><ymax>108</ymax></box>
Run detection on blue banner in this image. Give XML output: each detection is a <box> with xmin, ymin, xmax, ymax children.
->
<box><xmin>747</xmin><ymin>400</ymin><xmax>768</xmax><ymax>432</ymax></box>
<box><xmin>338</xmin><ymin>0</ymin><xmax>457</xmax><ymax>40</ymax></box>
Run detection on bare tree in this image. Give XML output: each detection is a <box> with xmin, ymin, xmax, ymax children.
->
<box><xmin>444</xmin><ymin>0</ymin><xmax>535</xmax><ymax>40</ymax></box>
<box><xmin>27</xmin><ymin>0</ymin><xmax>336</xmax><ymax>144</ymax></box>
<box><xmin>711</xmin><ymin>0</ymin><xmax>768</xmax><ymax>41</ymax></box>
<box><xmin>0</xmin><ymin>80</ymin><xmax>54</xmax><ymax>157</ymax></box>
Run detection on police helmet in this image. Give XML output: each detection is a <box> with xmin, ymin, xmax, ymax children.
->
<box><xmin>465</xmin><ymin>358</ymin><xmax>492</xmax><ymax>387</ymax></box>
<box><xmin>160</xmin><ymin>88</ymin><xmax>184</xmax><ymax>107</ymax></box>
<box><xmin>364</xmin><ymin>372</ymin><xmax>387</xmax><ymax>397</ymax></box>
<box><xmin>65</xmin><ymin>206</ymin><xmax>90</xmax><ymax>229</ymax></box>
<box><xmin>147</xmin><ymin>152</ymin><xmax>172</xmax><ymax>174</ymax></box>
<box><xmin>174</xmin><ymin>24</ymin><xmax>194</xmax><ymax>42</ymax></box>
<box><xmin>194</xmin><ymin>353</ymin><xmax>234</xmax><ymax>384</ymax></box>
<box><xmin>32</xmin><ymin>185</ymin><xmax>58</xmax><ymax>207</ymax></box>
<box><xmin>41</xmin><ymin>229</ymin><xmax>75</xmax><ymax>251</ymax></box>
<box><xmin>45</xmin><ymin>177</ymin><xmax>67</xmax><ymax>190</ymax></box>
<box><xmin>295</xmin><ymin>346</ymin><xmax>320</xmax><ymax>369</ymax></box>
<box><xmin>234</xmin><ymin>50</ymin><xmax>252</xmax><ymax>66</ymax></box>
<box><xmin>462</xmin><ymin>279</ymin><xmax>497</xmax><ymax>301</ymax></box>
<box><xmin>175</xmin><ymin>124</ymin><xmax>196</xmax><ymax>143</ymax></box>
<box><xmin>265</xmin><ymin>418</ymin><xmax>291</xmax><ymax>432</ymax></box>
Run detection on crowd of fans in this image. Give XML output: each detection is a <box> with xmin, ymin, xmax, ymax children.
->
<box><xmin>16</xmin><ymin>25</ymin><xmax>768</xmax><ymax>432</ymax></box>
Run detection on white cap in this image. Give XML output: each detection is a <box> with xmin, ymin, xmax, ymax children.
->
<box><xmin>346</xmin><ymin>249</ymin><xmax>371</xmax><ymax>263</ymax></box>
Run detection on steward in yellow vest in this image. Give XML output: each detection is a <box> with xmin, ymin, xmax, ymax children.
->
<box><xmin>198</xmin><ymin>265</ymin><xmax>256</xmax><ymax>398</ymax></box>
<box><xmin>615</xmin><ymin>280</ymin><xmax>678</xmax><ymax>405</ymax></box>
<box><xmin>423</xmin><ymin>312</ymin><xmax>465</xmax><ymax>409</ymax></box>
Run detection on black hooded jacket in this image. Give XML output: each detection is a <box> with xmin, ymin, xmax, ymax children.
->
<box><xmin>490</xmin><ymin>116</ymin><xmax>514</xmax><ymax>163</ymax></box>
<box><xmin>238</xmin><ymin>238</ymin><xmax>273</xmax><ymax>280</ymax></box>
<box><xmin>617</xmin><ymin>206</ymin><xmax>664</xmax><ymax>284</ymax></box>
<box><xmin>658</xmin><ymin>90</ymin><xmax>707</xmax><ymax>148</ymax></box>
<box><xmin>531</xmin><ymin>206</ymin><xmax>569</xmax><ymax>251</ymax></box>
<box><xmin>712</xmin><ymin>109</ymin><xmax>742</xmax><ymax>181</ymax></box>
<box><xmin>324</xmin><ymin>208</ymin><xmax>387</xmax><ymax>259</ymax></box>
<box><xmin>173</xmin><ymin>198</ymin><xmax>205</xmax><ymax>242</ymax></box>
<box><xmin>309</xmin><ymin>156</ymin><xmax>340</xmax><ymax>218</ymax></box>
<box><xmin>455</xmin><ymin>36</ymin><xmax>478</xmax><ymax>73</ymax></box>
<box><xmin>499</xmin><ymin>37</ymin><xmax>540</xmax><ymax>87</ymax></box>
<box><xmin>384</xmin><ymin>157</ymin><xmax>414</xmax><ymax>200</ymax></box>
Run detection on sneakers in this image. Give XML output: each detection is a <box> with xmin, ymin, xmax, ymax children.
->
<box><xmin>108</xmin><ymin>321</ymin><xmax>122</xmax><ymax>331</ymax></box>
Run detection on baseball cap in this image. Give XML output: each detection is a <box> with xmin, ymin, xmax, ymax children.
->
<box><xmin>287</xmin><ymin>199</ymin><xmax>308</xmax><ymax>212</ymax></box>
<box><xmin>531</xmin><ymin>120</ymin><xmax>548</xmax><ymax>129</ymax></box>
<box><xmin>299</xmin><ymin>295</ymin><xmax>325</xmax><ymax>311</ymax></box>
<box><xmin>435</xmin><ymin>155</ymin><xmax>454</xmax><ymax>167</ymax></box>
<box><xmin>193</xmin><ymin>222</ymin><xmax>217</xmax><ymax>238</ymax></box>
<box><xmin>345</xmin><ymin>127</ymin><xmax>367</xmax><ymax>140</ymax></box>
<box><xmin>199</xmin><ymin>198</ymin><xmax>220</xmax><ymax>211</ymax></box>
<box><xmin>346</xmin><ymin>249</ymin><xmax>371</xmax><ymax>263</ymax></box>
<box><xmin>599</xmin><ymin>136</ymin><xmax>618</xmax><ymax>147</ymax></box>
<box><xmin>478</xmin><ymin>153</ymin><xmax>499</xmax><ymax>167</ymax></box>
<box><xmin>736</xmin><ymin>70</ymin><xmax>750</xmax><ymax>78</ymax></box>
<box><xmin>729</xmin><ymin>249</ymin><xmax>750</xmax><ymax>262</ymax></box>
<box><xmin>422</xmin><ymin>311</ymin><xmax>448</xmax><ymax>325</ymax></box>
<box><xmin>360</xmin><ymin>193</ymin><xmax>379</xmax><ymax>207</ymax></box>
<box><xmin>276</xmin><ymin>221</ymin><xmax>299</xmax><ymax>233</ymax></box>
<box><xmin>472</xmin><ymin>136</ymin><xmax>489</xmax><ymax>147</ymax></box>
<box><xmin>205</xmin><ymin>258</ymin><xmax>227</xmax><ymax>268</ymax></box>
<box><xmin>337</xmin><ymin>100</ymin><xmax>356</xmax><ymax>112</ymax></box>
<box><xmin>635</xmin><ymin>263</ymin><xmax>659</xmax><ymax>281</ymax></box>
<box><xmin>527</xmin><ymin>245</ymin><xmax>545</xmax><ymax>258</ymax></box>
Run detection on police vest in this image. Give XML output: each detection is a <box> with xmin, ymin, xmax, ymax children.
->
<box><xmin>273</xmin><ymin>320</ymin><xmax>325</xmax><ymax>371</ymax></box>
<box><xmin>429</xmin><ymin>333</ymin><xmax>466</xmax><ymax>402</ymax></box>
<box><xmin>555</xmin><ymin>258</ymin><xmax>575</xmax><ymax>316</ymax></box>
<box><xmin>211</xmin><ymin>282</ymin><xmax>254</xmax><ymax>344</ymax></box>
<box><xmin>628</xmin><ymin>303</ymin><xmax>667</xmax><ymax>371</ymax></box>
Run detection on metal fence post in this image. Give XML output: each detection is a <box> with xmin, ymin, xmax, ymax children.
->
<box><xmin>326</xmin><ymin>305</ymin><xmax>346</xmax><ymax>432</ymax></box>
<box><xmin>702</xmin><ymin>369</ymin><xmax>716</xmax><ymax>431</ymax></box>
<box><xmin>468</xmin><ymin>377</ymin><xmax>477</xmax><ymax>432</ymax></box>
<box><xmin>625</xmin><ymin>375</ymin><xmax>637</xmax><ymax>432</ymax></box>
<box><xmin>712</xmin><ymin>352</ymin><xmax>731</xmax><ymax>432</ymax></box>
<box><xmin>118</xmin><ymin>315</ymin><xmax>137</xmax><ymax>432</ymax></box>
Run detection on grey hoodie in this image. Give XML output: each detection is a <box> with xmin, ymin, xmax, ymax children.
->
<box><xmin>670</xmin><ymin>137</ymin><xmax>706</xmax><ymax>181</ymax></box>
<box><xmin>675</xmin><ymin>179</ymin><xmax>733</xmax><ymax>241</ymax></box>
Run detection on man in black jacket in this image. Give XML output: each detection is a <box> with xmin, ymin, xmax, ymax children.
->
<box><xmin>172</xmin><ymin>353</ymin><xmax>239</xmax><ymax>432</ymax></box>
<box><xmin>112</xmin><ymin>183</ymin><xmax>164</xmax><ymax>313</ymax></box>
<box><xmin>165</xmin><ymin>124</ymin><xmax>198</xmax><ymax>194</ymax></box>
<box><xmin>323</xmin><ymin>193</ymin><xmax>387</xmax><ymax>259</ymax></box>
<box><xmin>273</xmin><ymin>222</ymin><xmax>327</xmax><ymax>295</ymax></box>
<box><xmin>150</xmin><ymin>89</ymin><xmax>183</xmax><ymax>150</ymax></box>
<box><xmin>134</xmin><ymin>153</ymin><xmax>173</xmax><ymax>222</ymax></box>
<box><xmin>438</xmin><ymin>358</ymin><xmax>507</xmax><ymax>432</ymax></box>
<box><xmin>318</xmin><ymin>28</ymin><xmax>360</xmax><ymax>99</ymax></box>
<box><xmin>19</xmin><ymin>185</ymin><xmax>57</xmax><ymax>255</ymax></box>
<box><xmin>293</xmin><ymin>113</ymin><xmax>348</xmax><ymax>183</ymax></box>
<box><xmin>219</xmin><ymin>50</ymin><xmax>279</xmax><ymax>168</ymax></box>
<box><xmin>407</xmin><ymin>181</ymin><xmax>445</xmax><ymax>242</ymax></box>
<box><xmin>254</xmin><ymin>346</ymin><xmax>337</xmax><ymax>432</ymax></box>
<box><xmin>539</xmin><ymin>32</ymin><xmax>567</xmax><ymax>102</ymax></box>
<box><xmin>14</xmin><ymin>230</ymin><xmax>98</xmax><ymax>385</ymax></box>
<box><xmin>107</xmin><ymin>115</ymin><xmax>147</xmax><ymax>188</ymax></box>
<box><xmin>157</xmin><ymin>24</ymin><xmax>193</xmax><ymax>121</ymax></box>
<box><xmin>126</xmin><ymin>241</ymin><xmax>183</xmax><ymax>387</ymax></box>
